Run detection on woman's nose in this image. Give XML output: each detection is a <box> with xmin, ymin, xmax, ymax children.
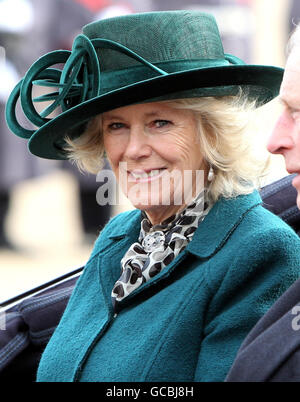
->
<box><xmin>267</xmin><ymin>111</ymin><xmax>295</xmax><ymax>154</ymax></box>
<box><xmin>124</xmin><ymin>127</ymin><xmax>152</xmax><ymax>160</ymax></box>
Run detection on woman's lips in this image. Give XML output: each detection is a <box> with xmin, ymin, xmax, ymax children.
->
<box><xmin>128</xmin><ymin>168</ymin><xmax>167</xmax><ymax>183</ymax></box>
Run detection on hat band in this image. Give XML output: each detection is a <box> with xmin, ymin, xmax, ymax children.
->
<box><xmin>100</xmin><ymin>58</ymin><xmax>233</xmax><ymax>94</ymax></box>
<box><xmin>6</xmin><ymin>33</ymin><xmax>243</xmax><ymax>140</ymax></box>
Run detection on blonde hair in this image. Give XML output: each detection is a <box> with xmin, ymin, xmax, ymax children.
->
<box><xmin>64</xmin><ymin>92</ymin><xmax>269</xmax><ymax>203</ymax></box>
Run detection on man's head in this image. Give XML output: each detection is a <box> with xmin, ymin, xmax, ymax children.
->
<box><xmin>268</xmin><ymin>25</ymin><xmax>300</xmax><ymax>208</ymax></box>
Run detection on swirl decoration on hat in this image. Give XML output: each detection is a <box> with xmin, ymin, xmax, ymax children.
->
<box><xmin>6</xmin><ymin>34</ymin><xmax>169</xmax><ymax>140</ymax></box>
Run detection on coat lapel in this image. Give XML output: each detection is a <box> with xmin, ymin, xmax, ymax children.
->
<box><xmin>95</xmin><ymin>210</ymin><xmax>142</xmax><ymax>314</ymax></box>
<box><xmin>187</xmin><ymin>191</ymin><xmax>262</xmax><ymax>258</ymax></box>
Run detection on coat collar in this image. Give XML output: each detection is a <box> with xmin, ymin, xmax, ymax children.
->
<box><xmin>186</xmin><ymin>190</ymin><xmax>262</xmax><ymax>258</ymax></box>
<box><xmin>107</xmin><ymin>190</ymin><xmax>262</xmax><ymax>259</ymax></box>
<box><xmin>108</xmin><ymin>209</ymin><xmax>141</xmax><ymax>241</ymax></box>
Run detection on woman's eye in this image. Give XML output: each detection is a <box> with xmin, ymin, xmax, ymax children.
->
<box><xmin>107</xmin><ymin>122</ymin><xmax>125</xmax><ymax>131</ymax></box>
<box><xmin>153</xmin><ymin>120</ymin><xmax>171</xmax><ymax>128</ymax></box>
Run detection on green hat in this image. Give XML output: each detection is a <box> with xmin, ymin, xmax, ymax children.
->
<box><xmin>6</xmin><ymin>10</ymin><xmax>283</xmax><ymax>160</ymax></box>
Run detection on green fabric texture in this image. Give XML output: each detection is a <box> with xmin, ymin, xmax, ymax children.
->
<box><xmin>36</xmin><ymin>191</ymin><xmax>300</xmax><ymax>382</ymax></box>
<box><xmin>5</xmin><ymin>10</ymin><xmax>283</xmax><ymax>160</ymax></box>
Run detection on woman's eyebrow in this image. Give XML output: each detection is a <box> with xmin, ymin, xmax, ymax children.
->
<box><xmin>103</xmin><ymin>110</ymin><xmax>170</xmax><ymax>121</ymax></box>
<box><xmin>144</xmin><ymin>111</ymin><xmax>162</xmax><ymax>118</ymax></box>
<box><xmin>102</xmin><ymin>113</ymin><xmax>125</xmax><ymax>122</ymax></box>
<box><xmin>144</xmin><ymin>110</ymin><xmax>172</xmax><ymax>119</ymax></box>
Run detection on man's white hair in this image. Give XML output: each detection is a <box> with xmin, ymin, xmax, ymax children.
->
<box><xmin>287</xmin><ymin>23</ymin><xmax>300</xmax><ymax>55</ymax></box>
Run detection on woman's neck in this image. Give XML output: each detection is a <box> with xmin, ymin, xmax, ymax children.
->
<box><xmin>143</xmin><ymin>203</ymin><xmax>187</xmax><ymax>226</ymax></box>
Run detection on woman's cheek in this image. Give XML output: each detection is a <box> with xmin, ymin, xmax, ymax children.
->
<box><xmin>166</xmin><ymin>142</ymin><xmax>193</xmax><ymax>167</ymax></box>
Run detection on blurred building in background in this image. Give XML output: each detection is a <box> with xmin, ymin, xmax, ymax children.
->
<box><xmin>0</xmin><ymin>0</ymin><xmax>39</xmax><ymax>251</ymax></box>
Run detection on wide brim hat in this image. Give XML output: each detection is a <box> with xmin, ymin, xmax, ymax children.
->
<box><xmin>6</xmin><ymin>10</ymin><xmax>283</xmax><ymax>160</ymax></box>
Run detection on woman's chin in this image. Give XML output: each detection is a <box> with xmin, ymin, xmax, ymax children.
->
<box><xmin>130</xmin><ymin>199</ymin><xmax>163</xmax><ymax>212</ymax></box>
<box><xmin>127</xmin><ymin>192</ymin><xmax>176</xmax><ymax>210</ymax></box>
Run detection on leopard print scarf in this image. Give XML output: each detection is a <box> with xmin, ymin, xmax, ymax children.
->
<box><xmin>111</xmin><ymin>189</ymin><xmax>211</xmax><ymax>310</ymax></box>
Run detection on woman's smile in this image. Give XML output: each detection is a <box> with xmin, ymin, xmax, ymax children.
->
<box><xmin>128</xmin><ymin>168</ymin><xmax>167</xmax><ymax>182</ymax></box>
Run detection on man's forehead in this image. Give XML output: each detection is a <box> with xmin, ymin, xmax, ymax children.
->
<box><xmin>280</xmin><ymin>47</ymin><xmax>300</xmax><ymax>109</ymax></box>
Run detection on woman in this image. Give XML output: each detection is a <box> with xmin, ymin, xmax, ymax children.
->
<box><xmin>6</xmin><ymin>10</ymin><xmax>300</xmax><ymax>382</ymax></box>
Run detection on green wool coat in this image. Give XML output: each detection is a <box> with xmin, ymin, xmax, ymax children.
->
<box><xmin>36</xmin><ymin>191</ymin><xmax>300</xmax><ymax>382</ymax></box>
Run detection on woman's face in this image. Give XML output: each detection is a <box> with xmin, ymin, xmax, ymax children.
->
<box><xmin>102</xmin><ymin>101</ymin><xmax>207</xmax><ymax>224</ymax></box>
